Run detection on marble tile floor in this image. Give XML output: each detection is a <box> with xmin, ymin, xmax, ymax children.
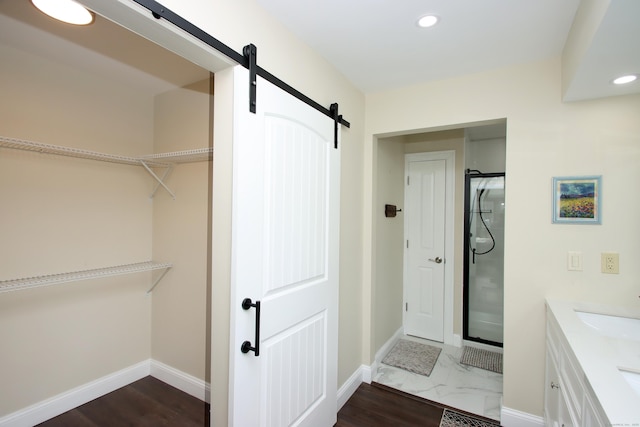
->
<box><xmin>374</xmin><ymin>336</ymin><xmax>503</xmax><ymax>422</ymax></box>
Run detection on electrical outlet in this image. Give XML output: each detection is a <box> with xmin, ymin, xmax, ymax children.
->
<box><xmin>601</xmin><ymin>252</ymin><xmax>619</xmax><ymax>274</ymax></box>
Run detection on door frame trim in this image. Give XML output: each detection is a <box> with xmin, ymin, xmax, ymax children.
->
<box><xmin>403</xmin><ymin>150</ymin><xmax>455</xmax><ymax>345</ymax></box>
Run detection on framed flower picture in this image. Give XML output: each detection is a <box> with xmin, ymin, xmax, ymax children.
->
<box><xmin>552</xmin><ymin>176</ymin><xmax>602</xmax><ymax>224</ymax></box>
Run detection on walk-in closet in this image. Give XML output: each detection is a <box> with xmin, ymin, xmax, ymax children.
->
<box><xmin>0</xmin><ymin>1</ymin><xmax>212</xmax><ymax>419</ymax></box>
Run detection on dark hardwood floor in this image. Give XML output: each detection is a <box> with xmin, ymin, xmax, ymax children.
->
<box><xmin>336</xmin><ymin>383</ymin><xmax>444</xmax><ymax>427</ymax></box>
<box><xmin>37</xmin><ymin>376</ymin><xmax>209</xmax><ymax>427</ymax></box>
<box><xmin>36</xmin><ymin>376</ymin><xmax>490</xmax><ymax>426</ymax></box>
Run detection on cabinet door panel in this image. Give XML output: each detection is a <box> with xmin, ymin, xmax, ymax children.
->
<box><xmin>544</xmin><ymin>350</ymin><xmax>561</xmax><ymax>425</ymax></box>
<box><xmin>583</xmin><ymin>392</ymin><xmax>607</xmax><ymax>427</ymax></box>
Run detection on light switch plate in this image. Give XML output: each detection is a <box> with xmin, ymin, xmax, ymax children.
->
<box><xmin>567</xmin><ymin>251</ymin><xmax>583</xmax><ymax>271</ymax></box>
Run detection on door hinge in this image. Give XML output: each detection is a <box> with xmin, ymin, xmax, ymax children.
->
<box><xmin>406</xmin><ymin>240</ymin><xmax>409</xmax><ymax>249</ymax></box>
<box><xmin>405</xmin><ymin>302</ymin><xmax>408</xmax><ymax>311</ymax></box>
<box><xmin>407</xmin><ymin>176</ymin><xmax>410</xmax><ymax>185</ymax></box>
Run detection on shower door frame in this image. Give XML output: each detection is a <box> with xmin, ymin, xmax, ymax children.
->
<box><xmin>463</xmin><ymin>171</ymin><xmax>505</xmax><ymax>348</ymax></box>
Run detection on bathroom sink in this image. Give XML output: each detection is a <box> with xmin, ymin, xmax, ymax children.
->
<box><xmin>620</xmin><ymin>369</ymin><xmax>640</xmax><ymax>398</ymax></box>
<box><xmin>575</xmin><ymin>311</ymin><xmax>640</xmax><ymax>341</ymax></box>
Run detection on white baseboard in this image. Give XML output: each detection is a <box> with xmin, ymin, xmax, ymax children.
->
<box><xmin>501</xmin><ymin>406</ymin><xmax>544</xmax><ymax>427</ymax></box>
<box><xmin>150</xmin><ymin>359</ymin><xmax>210</xmax><ymax>403</ymax></box>
<box><xmin>337</xmin><ymin>365</ymin><xmax>365</xmax><ymax>410</ymax></box>
<box><xmin>360</xmin><ymin>364</ymin><xmax>372</xmax><ymax>384</ymax></box>
<box><xmin>370</xmin><ymin>327</ymin><xmax>404</xmax><ymax>380</ymax></box>
<box><xmin>0</xmin><ymin>360</ymin><xmax>150</xmax><ymax>427</ymax></box>
<box><xmin>453</xmin><ymin>334</ymin><xmax>462</xmax><ymax>348</ymax></box>
<box><xmin>0</xmin><ymin>359</ymin><xmax>210</xmax><ymax>427</ymax></box>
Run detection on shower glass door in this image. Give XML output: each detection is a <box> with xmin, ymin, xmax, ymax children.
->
<box><xmin>463</xmin><ymin>172</ymin><xmax>505</xmax><ymax>347</ymax></box>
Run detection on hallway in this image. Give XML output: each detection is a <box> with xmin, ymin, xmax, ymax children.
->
<box><xmin>374</xmin><ymin>336</ymin><xmax>503</xmax><ymax>421</ymax></box>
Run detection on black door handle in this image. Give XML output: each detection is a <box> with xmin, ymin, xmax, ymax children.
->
<box><xmin>241</xmin><ymin>298</ymin><xmax>260</xmax><ymax>356</ymax></box>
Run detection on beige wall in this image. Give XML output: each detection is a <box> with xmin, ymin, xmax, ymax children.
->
<box><xmin>151</xmin><ymin>79</ymin><xmax>211</xmax><ymax>381</ymax></box>
<box><xmin>373</xmin><ymin>137</ymin><xmax>405</xmax><ymax>351</ymax></box>
<box><xmin>364</xmin><ymin>57</ymin><xmax>640</xmax><ymax>417</ymax></box>
<box><xmin>0</xmin><ymin>45</ymin><xmax>154</xmax><ymax>415</ymax></box>
<box><xmin>465</xmin><ymin>137</ymin><xmax>506</xmax><ymax>174</ymax></box>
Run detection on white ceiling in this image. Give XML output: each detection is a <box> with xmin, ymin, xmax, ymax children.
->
<box><xmin>0</xmin><ymin>0</ymin><xmax>209</xmax><ymax>97</ymax></box>
<box><xmin>2</xmin><ymin>0</ymin><xmax>637</xmax><ymax>104</ymax></box>
<box><xmin>255</xmin><ymin>0</ymin><xmax>640</xmax><ymax>101</ymax></box>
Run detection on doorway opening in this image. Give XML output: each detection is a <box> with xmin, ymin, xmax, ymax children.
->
<box><xmin>372</xmin><ymin>120</ymin><xmax>506</xmax><ymax>421</ymax></box>
<box><xmin>0</xmin><ymin>1</ymin><xmax>214</xmax><ymax>423</ymax></box>
<box><xmin>463</xmin><ymin>172</ymin><xmax>505</xmax><ymax>347</ymax></box>
<box><xmin>462</xmin><ymin>124</ymin><xmax>506</xmax><ymax>348</ymax></box>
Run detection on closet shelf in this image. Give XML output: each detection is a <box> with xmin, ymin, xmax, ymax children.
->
<box><xmin>0</xmin><ymin>135</ymin><xmax>213</xmax><ymax>199</ymax></box>
<box><xmin>0</xmin><ymin>135</ymin><xmax>166</xmax><ymax>167</ymax></box>
<box><xmin>0</xmin><ymin>261</ymin><xmax>173</xmax><ymax>294</ymax></box>
<box><xmin>140</xmin><ymin>147</ymin><xmax>213</xmax><ymax>163</ymax></box>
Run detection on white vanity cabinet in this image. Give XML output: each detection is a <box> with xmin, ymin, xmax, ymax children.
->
<box><xmin>545</xmin><ymin>307</ymin><xmax>608</xmax><ymax>427</ymax></box>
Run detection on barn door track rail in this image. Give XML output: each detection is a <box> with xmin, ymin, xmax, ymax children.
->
<box><xmin>132</xmin><ymin>0</ymin><xmax>350</xmax><ymax>148</ymax></box>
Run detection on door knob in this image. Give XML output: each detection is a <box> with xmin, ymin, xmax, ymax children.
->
<box><xmin>429</xmin><ymin>257</ymin><xmax>443</xmax><ymax>264</ymax></box>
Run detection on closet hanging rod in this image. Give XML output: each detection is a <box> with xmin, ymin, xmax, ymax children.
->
<box><xmin>0</xmin><ymin>261</ymin><xmax>173</xmax><ymax>294</ymax></box>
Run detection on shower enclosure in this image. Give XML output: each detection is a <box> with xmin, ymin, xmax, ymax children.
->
<box><xmin>463</xmin><ymin>171</ymin><xmax>505</xmax><ymax>347</ymax></box>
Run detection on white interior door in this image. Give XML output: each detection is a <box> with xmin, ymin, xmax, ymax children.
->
<box><xmin>404</xmin><ymin>155</ymin><xmax>447</xmax><ymax>342</ymax></box>
<box><xmin>229</xmin><ymin>66</ymin><xmax>340</xmax><ymax>427</ymax></box>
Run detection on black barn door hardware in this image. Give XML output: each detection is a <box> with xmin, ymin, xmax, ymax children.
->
<box><xmin>330</xmin><ymin>103</ymin><xmax>342</xmax><ymax>149</ymax></box>
<box><xmin>244</xmin><ymin>44</ymin><xmax>257</xmax><ymax>113</ymax></box>
<box><xmin>241</xmin><ymin>298</ymin><xmax>261</xmax><ymax>356</ymax></box>
<box><xmin>134</xmin><ymin>0</ymin><xmax>350</xmax><ymax>137</ymax></box>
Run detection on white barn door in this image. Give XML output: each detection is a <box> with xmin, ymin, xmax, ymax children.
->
<box><xmin>229</xmin><ymin>66</ymin><xmax>340</xmax><ymax>427</ymax></box>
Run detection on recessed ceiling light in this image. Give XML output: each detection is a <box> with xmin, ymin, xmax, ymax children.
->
<box><xmin>417</xmin><ymin>15</ymin><xmax>439</xmax><ymax>28</ymax></box>
<box><xmin>612</xmin><ymin>75</ymin><xmax>637</xmax><ymax>85</ymax></box>
<box><xmin>31</xmin><ymin>0</ymin><xmax>95</xmax><ymax>26</ymax></box>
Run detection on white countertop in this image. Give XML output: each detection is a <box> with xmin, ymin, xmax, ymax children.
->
<box><xmin>546</xmin><ymin>299</ymin><xmax>640</xmax><ymax>426</ymax></box>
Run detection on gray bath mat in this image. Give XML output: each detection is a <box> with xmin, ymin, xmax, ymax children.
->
<box><xmin>440</xmin><ymin>408</ymin><xmax>500</xmax><ymax>426</ymax></box>
<box><xmin>382</xmin><ymin>339</ymin><xmax>441</xmax><ymax>376</ymax></box>
<box><xmin>460</xmin><ymin>346</ymin><xmax>503</xmax><ymax>374</ymax></box>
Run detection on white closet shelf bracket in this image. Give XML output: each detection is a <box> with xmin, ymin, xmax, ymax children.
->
<box><xmin>139</xmin><ymin>147</ymin><xmax>213</xmax><ymax>199</ymax></box>
<box><xmin>0</xmin><ymin>261</ymin><xmax>173</xmax><ymax>294</ymax></box>
<box><xmin>140</xmin><ymin>160</ymin><xmax>176</xmax><ymax>200</ymax></box>
<box><xmin>146</xmin><ymin>266</ymin><xmax>172</xmax><ymax>294</ymax></box>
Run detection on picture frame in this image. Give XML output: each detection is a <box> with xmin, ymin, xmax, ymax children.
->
<box><xmin>552</xmin><ymin>176</ymin><xmax>602</xmax><ymax>224</ymax></box>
